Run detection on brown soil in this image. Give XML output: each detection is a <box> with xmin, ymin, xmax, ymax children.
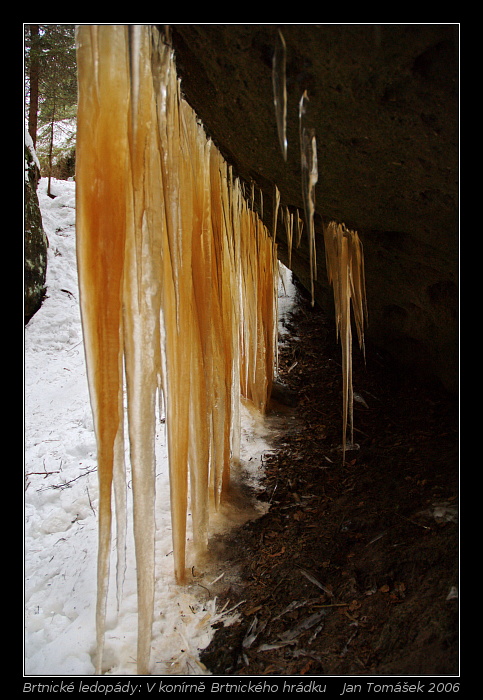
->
<box><xmin>199</xmin><ymin>282</ymin><xmax>459</xmax><ymax>677</ymax></box>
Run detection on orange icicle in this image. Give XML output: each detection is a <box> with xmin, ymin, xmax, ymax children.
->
<box><xmin>323</xmin><ymin>222</ymin><xmax>367</xmax><ymax>464</ymax></box>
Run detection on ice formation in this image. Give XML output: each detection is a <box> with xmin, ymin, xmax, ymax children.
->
<box><xmin>75</xmin><ymin>25</ymin><xmax>277</xmax><ymax>675</ymax></box>
<box><xmin>75</xmin><ymin>23</ymin><xmax>367</xmax><ymax>676</ymax></box>
<box><xmin>272</xmin><ymin>29</ymin><xmax>287</xmax><ymax>162</ymax></box>
<box><xmin>323</xmin><ymin>222</ymin><xmax>368</xmax><ymax>463</ymax></box>
<box><xmin>299</xmin><ymin>90</ymin><xmax>318</xmax><ymax>306</ymax></box>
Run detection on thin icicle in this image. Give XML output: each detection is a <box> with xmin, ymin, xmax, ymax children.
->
<box><xmin>295</xmin><ymin>208</ymin><xmax>304</xmax><ymax>249</ymax></box>
<box><xmin>273</xmin><ymin>184</ymin><xmax>280</xmax><ymax>243</ymax></box>
<box><xmin>299</xmin><ymin>91</ymin><xmax>318</xmax><ymax>306</ymax></box>
<box><xmin>272</xmin><ymin>29</ymin><xmax>287</xmax><ymax>161</ymax></box>
<box><xmin>283</xmin><ymin>205</ymin><xmax>294</xmax><ymax>270</ymax></box>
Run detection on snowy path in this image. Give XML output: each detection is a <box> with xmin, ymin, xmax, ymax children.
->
<box><xmin>24</xmin><ymin>178</ymin><xmax>295</xmax><ymax>676</ymax></box>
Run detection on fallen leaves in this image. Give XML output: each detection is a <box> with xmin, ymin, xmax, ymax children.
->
<box><xmin>199</xmin><ymin>284</ymin><xmax>458</xmax><ymax>677</ymax></box>
<box><xmin>299</xmin><ymin>568</ymin><xmax>334</xmax><ymax>597</ymax></box>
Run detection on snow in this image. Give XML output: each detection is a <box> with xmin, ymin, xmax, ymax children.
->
<box><xmin>25</xmin><ymin>130</ymin><xmax>41</xmax><ymax>177</ymax></box>
<box><xmin>277</xmin><ymin>262</ymin><xmax>298</xmax><ymax>341</ymax></box>
<box><xmin>24</xmin><ymin>177</ymin><xmax>297</xmax><ymax>677</ymax></box>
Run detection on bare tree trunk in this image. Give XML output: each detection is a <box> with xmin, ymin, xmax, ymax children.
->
<box><xmin>28</xmin><ymin>25</ymin><xmax>40</xmax><ymax>149</ymax></box>
<box><xmin>47</xmin><ymin>110</ymin><xmax>56</xmax><ymax>198</ymax></box>
<box><xmin>47</xmin><ymin>68</ymin><xmax>57</xmax><ymax>199</ymax></box>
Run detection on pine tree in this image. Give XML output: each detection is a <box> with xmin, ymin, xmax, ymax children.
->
<box><xmin>25</xmin><ymin>24</ymin><xmax>77</xmax><ymax>190</ymax></box>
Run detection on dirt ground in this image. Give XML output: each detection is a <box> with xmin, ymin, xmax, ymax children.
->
<box><xmin>199</xmin><ymin>283</ymin><xmax>459</xmax><ymax>678</ymax></box>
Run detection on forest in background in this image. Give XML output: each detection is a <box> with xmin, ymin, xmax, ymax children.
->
<box><xmin>25</xmin><ymin>24</ymin><xmax>77</xmax><ymax>184</ymax></box>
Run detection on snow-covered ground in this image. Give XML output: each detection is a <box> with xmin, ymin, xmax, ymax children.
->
<box><xmin>24</xmin><ymin>177</ymin><xmax>298</xmax><ymax>677</ymax></box>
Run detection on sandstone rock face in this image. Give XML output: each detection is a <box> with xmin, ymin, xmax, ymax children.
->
<box><xmin>25</xmin><ymin>135</ymin><xmax>48</xmax><ymax>323</ymax></box>
<box><xmin>170</xmin><ymin>24</ymin><xmax>458</xmax><ymax>392</ymax></box>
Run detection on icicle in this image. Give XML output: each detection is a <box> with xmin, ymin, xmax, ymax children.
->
<box><xmin>323</xmin><ymin>222</ymin><xmax>367</xmax><ymax>464</ymax></box>
<box><xmin>273</xmin><ymin>184</ymin><xmax>280</xmax><ymax>243</ymax></box>
<box><xmin>125</xmin><ymin>24</ymin><xmax>174</xmax><ymax>673</ymax></box>
<box><xmin>283</xmin><ymin>205</ymin><xmax>294</xmax><ymax>270</ymax></box>
<box><xmin>299</xmin><ymin>91</ymin><xmax>318</xmax><ymax>306</ymax></box>
<box><xmin>272</xmin><ymin>29</ymin><xmax>287</xmax><ymax>162</ymax></box>
<box><xmin>295</xmin><ymin>208</ymin><xmax>304</xmax><ymax>249</ymax></box>
<box><xmin>75</xmin><ymin>25</ymin><xmax>131</xmax><ymax>675</ymax></box>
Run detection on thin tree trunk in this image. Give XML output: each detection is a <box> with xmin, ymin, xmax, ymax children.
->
<box><xmin>28</xmin><ymin>25</ymin><xmax>40</xmax><ymax>149</ymax></box>
<box><xmin>47</xmin><ymin>69</ymin><xmax>57</xmax><ymax>199</ymax></box>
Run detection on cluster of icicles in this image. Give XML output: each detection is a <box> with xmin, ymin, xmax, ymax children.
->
<box><xmin>76</xmin><ymin>25</ymin><xmax>278</xmax><ymax>674</ymax></box>
<box><xmin>272</xmin><ymin>28</ymin><xmax>368</xmax><ymax>464</ymax></box>
<box><xmin>75</xmin><ymin>24</ymin><xmax>367</xmax><ymax>675</ymax></box>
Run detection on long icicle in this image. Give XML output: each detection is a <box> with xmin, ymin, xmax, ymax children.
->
<box><xmin>123</xmin><ymin>25</ymin><xmax>165</xmax><ymax>673</ymax></box>
<box><xmin>76</xmin><ymin>25</ymin><xmax>131</xmax><ymax>675</ymax></box>
<box><xmin>272</xmin><ymin>28</ymin><xmax>287</xmax><ymax>162</ymax></box>
<box><xmin>323</xmin><ymin>221</ymin><xmax>367</xmax><ymax>464</ymax></box>
<box><xmin>299</xmin><ymin>91</ymin><xmax>318</xmax><ymax>306</ymax></box>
